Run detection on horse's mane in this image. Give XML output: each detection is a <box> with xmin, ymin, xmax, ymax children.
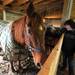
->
<box><xmin>12</xmin><ymin>16</ymin><xmax>26</xmax><ymax>46</ymax></box>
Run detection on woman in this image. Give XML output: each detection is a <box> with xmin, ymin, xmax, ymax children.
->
<box><xmin>61</xmin><ymin>19</ymin><xmax>75</xmax><ymax>75</ymax></box>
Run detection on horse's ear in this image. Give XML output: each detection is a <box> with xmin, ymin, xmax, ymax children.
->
<box><xmin>26</xmin><ymin>1</ymin><xmax>35</xmax><ymax>17</ymax></box>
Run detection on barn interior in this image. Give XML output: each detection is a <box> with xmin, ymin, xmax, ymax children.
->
<box><xmin>0</xmin><ymin>0</ymin><xmax>75</xmax><ymax>75</ymax></box>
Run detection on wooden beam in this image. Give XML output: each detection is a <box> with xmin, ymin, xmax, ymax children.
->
<box><xmin>35</xmin><ymin>0</ymin><xmax>63</xmax><ymax>12</ymax></box>
<box><xmin>37</xmin><ymin>34</ymin><xmax>64</xmax><ymax>75</ymax></box>
<box><xmin>33</xmin><ymin>0</ymin><xmax>44</xmax><ymax>4</ymax></box>
<box><xmin>3</xmin><ymin>0</ymin><xmax>13</xmax><ymax>6</ymax></box>
<box><xmin>71</xmin><ymin>0</ymin><xmax>75</xmax><ymax>19</ymax></box>
<box><xmin>3</xmin><ymin>10</ymin><xmax>6</xmax><ymax>21</ymax></box>
<box><xmin>44</xmin><ymin>14</ymin><xmax>62</xmax><ymax>19</ymax></box>
<box><xmin>16</xmin><ymin>0</ymin><xmax>28</xmax><ymax>6</ymax></box>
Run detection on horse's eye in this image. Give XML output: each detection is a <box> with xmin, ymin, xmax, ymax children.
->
<box><xmin>39</xmin><ymin>25</ymin><xmax>43</xmax><ymax>31</ymax></box>
<box><xmin>28</xmin><ymin>29</ymin><xmax>32</xmax><ymax>34</ymax></box>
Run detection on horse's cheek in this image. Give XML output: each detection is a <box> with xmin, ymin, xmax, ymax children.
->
<box><xmin>32</xmin><ymin>51</ymin><xmax>42</xmax><ymax>64</ymax></box>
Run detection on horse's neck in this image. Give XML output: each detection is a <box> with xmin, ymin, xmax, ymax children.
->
<box><xmin>11</xmin><ymin>17</ymin><xmax>25</xmax><ymax>45</ymax></box>
<box><xmin>11</xmin><ymin>16</ymin><xmax>31</xmax><ymax>46</ymax></box>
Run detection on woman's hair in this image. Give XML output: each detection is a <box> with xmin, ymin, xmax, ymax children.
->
<box><xmin>64</xmin><ymin>19</ymin><xmax>75</xmax><ymax>28</ymax></box>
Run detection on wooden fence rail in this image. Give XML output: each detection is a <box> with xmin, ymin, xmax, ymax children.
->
<box><xmin>37</xmin><ymin>34</ymin><xmax>64</xmax><ymax>75</ymax></box>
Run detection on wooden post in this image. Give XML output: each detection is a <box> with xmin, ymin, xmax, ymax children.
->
<box><xmin>3</xmin><ymin>9</ymin><xmax>6</xmax><ymax>21</ymax></box>
<box><xmin>2</xmin><ymin>0</ymin><xmax>14</xmax><ymax>21</ymax></box>
<box><xmin>62</xmin><ymin>0</ymin><xmax>73</xmax><ymax>22</ymax></box>
<box><xmin>3</xmin><ymin>0</ymin><xmax>13</xmax><ymax>6</ymax></box>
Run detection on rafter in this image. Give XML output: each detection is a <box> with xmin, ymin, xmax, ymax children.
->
<box><xmin>2</xmin><ymin>0</ymin><xmax>13</xmax><ymax>6</ymax></box>
<box><xmin>16</xmin><ymin>0</ymin><xmax>28</xmax><ymax>6</ymax></box>
<box><xmin>0</xmin><ymin>0</ymin><xmax>64</xmax><ymax>19</ymax></box>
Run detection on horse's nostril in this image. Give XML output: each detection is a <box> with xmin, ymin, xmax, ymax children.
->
<box><xmin>36</xmin><ymin>63</ymin><xmax>41</xmax><ymax>69</ymax></box>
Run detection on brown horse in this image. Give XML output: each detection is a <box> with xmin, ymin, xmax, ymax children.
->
<box><xmin>0</xmin><ymin>2</ymin><xmax>45</xmax><ymax>73</ymax></box>
<box><xmin>11</xmin><ymin>13</ymin><xmax>44</xmax><ymax>66</ymax></box>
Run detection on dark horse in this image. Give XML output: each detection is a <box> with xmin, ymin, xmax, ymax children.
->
<box><xmin>0</xmin><ymin>1</ymin><xmax>44</xmax><ymax>74</ymax></box>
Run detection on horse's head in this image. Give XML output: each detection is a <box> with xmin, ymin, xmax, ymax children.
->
<box><xmin>25</xmin><ymin>2</ymin><xmax>45</xmax><ymax>65</ymax></box>
<box><xmin>12</xmin><ymin>2</ymin><xmax>45</xmax><ymax>65</ymax></box>
<box><xmin>27</xmin><ymin>12</ymin><xmax>45</xmax><ymax>65</ymax></box>
<box><xmin>25</xmin><ymin>1</ymin><xmax>45</xmax><ymax>51</ymax></box>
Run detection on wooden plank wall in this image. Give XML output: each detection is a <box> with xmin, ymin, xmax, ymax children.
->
<box><xmin>71</xmin><ymin>0</ymin><xmax>75</xmax><ymax>19</ymax></box>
